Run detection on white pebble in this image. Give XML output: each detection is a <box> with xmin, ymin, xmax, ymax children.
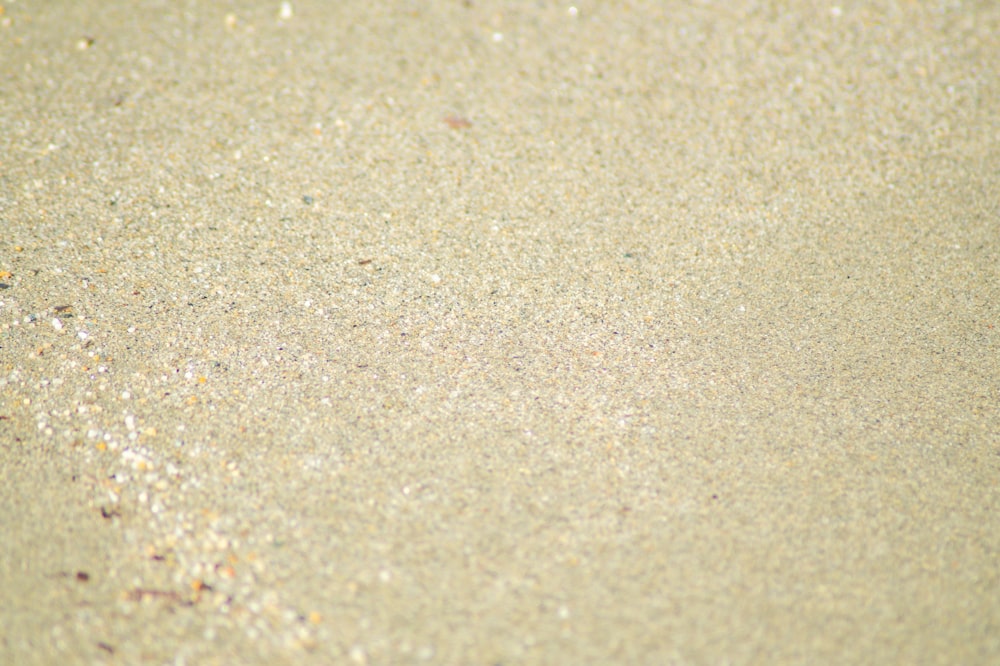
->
<box><xmin>349</xmin><ymin>645</ymin><xmax>367</xmax><ymax>664</ymax></box>
<box><xmin>52</xmin><ymin>318</ymin><xmax>63</xmax><ymax>330</ymax></box>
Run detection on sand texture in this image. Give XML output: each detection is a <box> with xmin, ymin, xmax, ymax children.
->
<box><xmin>2</xmin><ymin>1</ymin><xmax>999</xmax><ymax>663</ymax></box>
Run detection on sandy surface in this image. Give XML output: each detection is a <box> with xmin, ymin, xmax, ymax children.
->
<box><xmin>2</xmin><ymin>1</ymin><xmax>999</xmax><ymax>663</ymax></box>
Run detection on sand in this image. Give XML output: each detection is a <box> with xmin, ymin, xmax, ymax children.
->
<box><xmin>1</xmin><ymin>1</ymin><xmax>998</xmax><ymax>663</ymax></box>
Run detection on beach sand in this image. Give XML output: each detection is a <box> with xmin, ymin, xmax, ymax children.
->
<box><xmin>2</xmin><ymin>1</ymin><xmax>998</xmax><ymax>663</ymax></box>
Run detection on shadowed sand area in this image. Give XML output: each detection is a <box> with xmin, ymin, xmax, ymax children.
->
<box><xmin>1</xmin><ymin>1</ymin><xmax>998</xmax><ymax>663</ymax></box>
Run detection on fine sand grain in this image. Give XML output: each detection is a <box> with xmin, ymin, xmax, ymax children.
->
<box><xmin>2</xmin><ymin>1</ymin><xmax>999</xmax><ymax>663</ymax></box>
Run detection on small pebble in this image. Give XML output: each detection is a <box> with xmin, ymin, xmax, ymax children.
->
<box><xmin>349</xmin><ymin>645</ymin><xmax>367</xmax><ymax>664</ymax></box>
